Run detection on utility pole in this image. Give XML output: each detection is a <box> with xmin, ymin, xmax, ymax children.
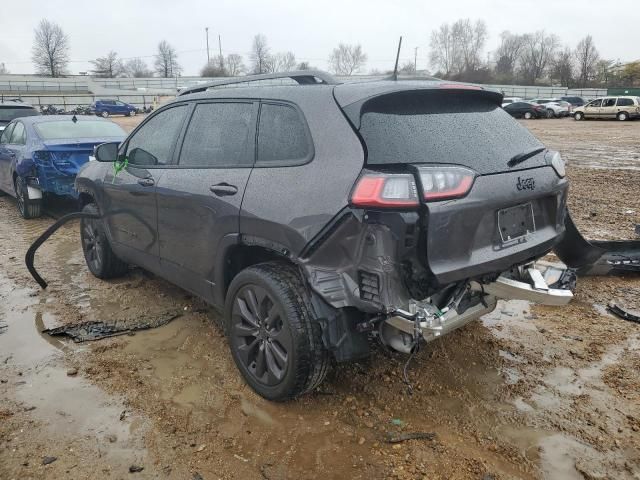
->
<box><xmin>205</xmin><ymin>27</ymin><xmax>210</xmax><ymax>64</ymax></box>
<box><xmin>218</xmin><ymin>34</ymin><xmax>224</xmax><ymax>71</ymax></box>
<box><xmin>414</xmin><ymin>47</ymin><xmax>418</xmax><ymax>74</ymax></box>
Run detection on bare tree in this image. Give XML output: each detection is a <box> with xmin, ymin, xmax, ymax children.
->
<box><xmin>90</xmin><ymin>51</ymin><xmax>124</xmax><ymax>78</ymax></box>
<box><xmin>296</xmin><ymin>61</ymin><xmax>313</xmax><ymax>70</ymax></box>
<box><xmin>456</xmin><ymin>19</ymin><xmax>487</xmax><ymax>73</ymax></box>
<box><xmin>31</xmin><ymin>19</ymin><xmax>70</xmax><ymax>77</ymax></box>
<box><xmin>124</xmin><ymin>58</ymin><xmax>153</xmax><ymax>78</ymax></box>
<box><xmin>328</xmin><ymin>44</ymin><xmax>367</xmax><ymax>75</ymax></box>
<box><xmin>271</xmin><ymin>51</ymin><xmax>296</xmax><ymax>72</ymax></box>
<box><xmin>551</xmin><ymin>47</ymin><xmax>574</xmax><ymax>86</ymax></box>
<box><xmin>225</xmin><ymin>54</ymin><xmax>245</xmax><ymax>76</ymax></box>
<box><xmin>519</xmin><ymin>31</ymin><xmax>558</xmax><ymax>84</ymax></box>
<box><xmin>595</xmin><ymin>59</ymin><xmax>617</xmax><ymax>86</ymax></box>
<box><xmin>574</xmin><ymin>35</ymin><xmax>599</xmax><ymax>88</ymax></box>
<box><xmin>154</xmin><ymin>40</ymin><xmax>182</xmax><ymax>78</ymax></box>
<box><xmin>494</xmin><ymin>31</ymin><xmax>525</xmax><ymax>81</ymax></box>
<box><xmin>250</xmin><ymin>34</ymin><xmax>271</xmax><ymax>74</ymax></box>
<box><xmin>429</xmin><ymin>23</ymin><xmax>461</xmax><ymax>77</ymax></box>
<box><xmin>399</xmin><ymin>61</ymin><xmax>416</xmax><ymax>75</ymax></box>
<box><xmin>0</xmin><ymin>63</ymin><xmax>8</xmax><ymax>74</ymax></box>
<box><xmin>201</xmin><ymin>56</ymin><xmax>226</xmax><ymax>77</ymax></box>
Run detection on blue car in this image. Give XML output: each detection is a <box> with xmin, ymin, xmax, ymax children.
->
<box><xmin>93</xmin><ymin>99</ymin><xmax>138</xmax><ymax>118</ymax></box>
<box><xmin>0</xmin><ymin>115</ymin><xmax>126</xmax><ymax>218</ymax></box>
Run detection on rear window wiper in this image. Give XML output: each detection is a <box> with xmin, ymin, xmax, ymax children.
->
<box><xmin>508</xmin><ymin>147</ymin><xmax>546</xmax><ymax>168</ymax></box>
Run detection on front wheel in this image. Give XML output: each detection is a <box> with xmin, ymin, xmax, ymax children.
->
<box><xmin>546</xmin><ymin>109</ymin><xmax>555</xmax><ymax>118</ymax></box>
<box><xmin>80</xmin><ymin>203</ymin><xmax>128</xmax><ymax>279</ymax></box>
<box><xmin>225</xmin><ymin>263</ymin><xmax>331</xmax><ymax>401</ymax></box>
<box><xmin>14</xmin><ymin>177</ymin><xmax>41</xmax><ymax>219</ymax></box>
<box><xmin>524</xmin><ymin>111</ymin><xmax>533</xmax><ymax>119</ymax></box>
<box><xmin>574</xmin><ymin>112</ymin><xmax>584</xmax><ymax>121</ymax></box>
<box><xmin>100</xmin><ymin>111</ymin><xmax>109</xmax><ymax>118</ymax></box>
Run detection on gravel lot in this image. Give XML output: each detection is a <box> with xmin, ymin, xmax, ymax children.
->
<box><xmin>1</xmin><ymin>116</ymin><xmax>639</xmax><ymax>480</ymax></box>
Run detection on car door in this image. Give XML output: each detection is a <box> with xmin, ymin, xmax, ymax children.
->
<box><xmin>0</xmin><ymin>123</ymin><xmax>16</xmax><ymax>192</ymax></box>
<box><xmin>600</xmin><ymin>98</ymin><xmax>617</xmax><ymax>118</ymax></box>
<box><xmin>101</xmin><ymin>103</ymin><xmax>190</xmax><ymax>274</ymax></box>
<box><xmin>115</xmin><ymin>101</ymin><xmax>128</xmax><ymax>115</ymax></box>
<box><xmin>155</xmin><ymin>100</ymin><xmax>258</xmax><ymax>302</ymax></box>
<box><xmin>2</xmin><ymin>122</ymin><xmax>27</xmax><ymax>192</ymax></box>
<box><xmin>584</xmin><ymin>99</ymin><xmax>602</xmax><ymax>118</ymax></box>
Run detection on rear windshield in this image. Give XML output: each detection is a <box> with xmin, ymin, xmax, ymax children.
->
<box><xmin>0</xmin><ymin>107</ymin><xmax>39</xmax><ymax>122</ymax></box>
<box><xmin>35</xmin><ymin>120</ymin><xmax>125</xmax><ymax>140</ymax></box>
<box><xmin>359</xmin><ymin>90</ymin><xmax>541</xmax><ymax>169</ymax></box>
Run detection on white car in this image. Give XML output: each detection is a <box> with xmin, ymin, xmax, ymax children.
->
<box><xmin>529</xmin><ymin>98</ymin><xmax>571</xmax><ymax>118</ymax></box>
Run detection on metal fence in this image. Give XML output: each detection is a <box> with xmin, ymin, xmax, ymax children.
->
<box><xmin>0</xmin><ymin>93</ymin><xmax>164</xmax><ymax>110</ymax></box>
<box><xmin>0</xmin><ymin>78</ymin><xmax>90</xmax><ymax>93</ymax></box>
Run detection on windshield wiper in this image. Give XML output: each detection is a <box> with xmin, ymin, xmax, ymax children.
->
<box><xmin>508</xmin><ymin>147</ymin><xmax>546</xmax><ymax>168</ymax></box>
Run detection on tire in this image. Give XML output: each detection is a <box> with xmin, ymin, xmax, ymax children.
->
<box><xmin>80</xmin><ymin>203</ymin><xmax>128</xmax><ymax>279</ymax></box>
<box><xmin>524</xmin><ymin>111</ymin><xmax>533</xmax><ymax>119</ymax></box>
<box><xmin>546</xmin><ymin>109</ymin><xmax>554</xmax><ymax>118</ymax></box>
<box><xmin>224</xmin><ymin>263</ymin><xmax>331</xmax><ymax>401</ymax></box>
<box><xmin>617</xmin><ymin>112</ymin><xmax>628</xmax><ymax>121</ymax></box>
<box><xmin>574</xmin><ymin>112</ymin><xmax>584</xmax><ymax>121</ymax></box>
<box><xmin>100</xmin><ymin>111</ymin><xmax>109</xmax><ymax>118</ymax></box>
<box><xmin>14</xmin><ymin>176</ymin><xmax>41</xmax><ymax>219</ymax></box>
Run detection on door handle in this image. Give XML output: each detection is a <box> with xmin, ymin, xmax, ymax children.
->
<box><xmin>137</xmin><ymin>178</ymin><xmax>155</xmax><ymax>187</ymax></box>
<box><xmin>210</xmin><ymin>183</ymin><xmax>238</xmax><ymax>196</ymax></box>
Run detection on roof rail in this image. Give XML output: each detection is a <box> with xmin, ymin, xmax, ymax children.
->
<box><xmin>178</xmin><ymin>70</ymin><xmax>339</xmax><ymax>96</ymax></box>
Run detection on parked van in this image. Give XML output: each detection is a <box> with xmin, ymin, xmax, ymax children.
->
<box><xmin>573</xmin><ymin>96</ymin><xmax>640</xmax><ymax>121</ymax></box>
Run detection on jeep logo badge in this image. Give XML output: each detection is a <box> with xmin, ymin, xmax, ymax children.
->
<box><xmin>517</xmin><ymin>176</ymin><xmax>535</xmax><ymax>191</ymax></box>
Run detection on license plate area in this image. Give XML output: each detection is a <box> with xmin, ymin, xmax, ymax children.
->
<box><xmin>498</xmin><ymin>203</ymin><xmax>536</xmax><ymax>243</ymax></box>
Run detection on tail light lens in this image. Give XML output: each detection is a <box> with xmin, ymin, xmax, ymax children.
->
<box><xmin>545</xmin><ymin>150</ymin><xmax>565</xmax><ymax>178</ymax></box>
<box><xmin>418</xmin><ymin>166</ymin><xmax>476</xmax><ymax>201</ymax></box>
<box><xmin>350</xmin><ymin>172</ymin><xmax>419</xmax><ymax>208</ymax></box>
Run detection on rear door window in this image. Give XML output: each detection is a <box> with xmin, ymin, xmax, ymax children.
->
<box><xmin>257</xmin><ymin>103</ymin><xmax>312</xmax><ymax>166</ymax></box>
<box><xmin>125</xmin><ymin>104</ymin><xmax>188</xmax><ymax>166</ymax></box>
<box><xmin>9</xmin><ymin>122</ymin><xmax>26</xmax><ymax>145</ymax></box>
<box><xmin>358</xmin><ymin>90</ymin><xmax>543</xmax><ymax>174</ymax></box>
<box><xmin>178</xmin><ymin>102</ymin><xmax>255</xmax><ymax>168</ymax></box>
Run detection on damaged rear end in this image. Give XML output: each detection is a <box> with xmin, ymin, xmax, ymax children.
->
<box><xmin>302</xmin><ymin>84</ymin><xmax>572</xmax><ymax>355</ymax></box>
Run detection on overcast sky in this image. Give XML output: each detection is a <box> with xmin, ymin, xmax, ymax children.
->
<box><xmin>1</xmin><ymin>0</ymin><xmax>638</xmax><ymax>76</ymax></box>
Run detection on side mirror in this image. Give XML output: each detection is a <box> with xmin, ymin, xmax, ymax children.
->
<box><xmin>94</xmin><ymin>142</ymin><xmax>119</xmax><ymax>162</ymax></box>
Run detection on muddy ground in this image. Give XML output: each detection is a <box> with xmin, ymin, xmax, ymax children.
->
<box><xmin>1</xmin><ymin>117</ymin><xmax>639</xmax><ymax>480</ymax></box>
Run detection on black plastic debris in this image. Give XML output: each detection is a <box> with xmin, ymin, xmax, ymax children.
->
<box><xmin>42</xmin><ymin>312</ymin><xmax>182</xmax><ymax>342</ymax></box>
<box><xmin>385</xmin><ymin>432</ymin><xmax>436</xmax><ymax>443</ymax></box>
<box><xmin>607</xmin><ymin>302</ymin><xmax>640</xmax><ymax>325</ymax></box>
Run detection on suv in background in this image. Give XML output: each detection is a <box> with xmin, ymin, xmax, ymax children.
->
<box><xmin>77</xmin><ymin>71</ymin><xmax>571</xmax><ymax>400</ymax></box>
<box><xmin>574</xmin><ymin>96</ymin><xmax>640</xmax><ymax>121</ymax></box>
<box><xmin>560</xmin><ymin>96</ymin><xmax>586</xmax><ymax>107</ymax></box>
<box><xmin>92</xmin><ymin>99</ymin><xmax>137</xmax><ymax>118</ymax></box>
<box><xmin>0</xmin><ymin>101</ymin><xmax>40</xmax><ymax>132</ymax></box>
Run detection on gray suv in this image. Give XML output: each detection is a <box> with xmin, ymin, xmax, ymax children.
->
<box><xmin>77</xmin><ymin>71</ymin><xmax>571</xmax><ymax>400</ymax></box>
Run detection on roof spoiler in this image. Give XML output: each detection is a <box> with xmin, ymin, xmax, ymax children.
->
<box><xmin>178</xmin><ymin>70</ymin><xmax>340</xmax><ymax>96</ymax></box>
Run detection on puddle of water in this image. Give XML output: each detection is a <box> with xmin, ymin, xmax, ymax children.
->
<box><xmin>0</xmin><ymin>271</ymin><xmax>151</xmax><ymax>474</ymax></box>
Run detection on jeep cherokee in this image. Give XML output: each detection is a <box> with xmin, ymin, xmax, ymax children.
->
<box><xmin>76</xmin><ymin>71</ymin><xmax>571</xmax><ymax>400</ymax></box>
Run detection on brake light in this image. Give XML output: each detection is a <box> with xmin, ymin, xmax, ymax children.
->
<box><xmin>351</xmin><ymin>173</ymin><xmax>419</xmax><ymax>208</ymax></box>
<box><xmin>418</xmin><ymin>166</ymin><xmax>476</xmax><ymax>201</ymax></box>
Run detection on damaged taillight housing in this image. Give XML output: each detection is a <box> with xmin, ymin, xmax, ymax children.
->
<box><xmin>350</xmin><ymin>172</ymin><xmax>419</xmax><ymax>208</ymax></box>
<box><xmin>418</xmin><ymin>166</ymin><xmax>476</xmax><ymax>201</ymax></box>
<box><xmin>545</xmin><ymin>150</ymin><xmax>566</xmax><ymax>178</ymax></box>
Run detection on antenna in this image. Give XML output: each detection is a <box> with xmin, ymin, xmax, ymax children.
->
<box><xmin>392</xmin><ymin>36</ymin><xmax>403</xmax><ymax>80</ymax></box>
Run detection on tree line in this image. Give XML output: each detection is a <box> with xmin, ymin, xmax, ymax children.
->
<box><xmin>6</xmin><ymin>18</ymin><xmax>639</xmax><ymax>87</ymax></box>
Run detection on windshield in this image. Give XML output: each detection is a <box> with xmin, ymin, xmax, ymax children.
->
<box><xmin>34</xmin><ymin>120</ymin><xmax>125</xmax><ymax>140</ymax></box>
<box><xmin>358</xmin><ymin>90</ymin><xmax>542</xmax><ymax>173</ymax></box>
<box><xmin>0</xmin><ymin>107</ymin><xmax>39</xmax><ymax>122</ymax></box>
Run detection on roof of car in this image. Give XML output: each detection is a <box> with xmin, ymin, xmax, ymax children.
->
<box><xmin>13</xmin><ymin>115</ymin><xmax>113</xmax><ymax>125</ymax></box>
<box><xmin>0</xmin><ymin>100</ymin><xmax>36</xmax><ymax>108</ymax></box>
<box><xmin>177</xmin><ymin>71</ymin><xmax>502</xmax><ymax>108</ymax></box>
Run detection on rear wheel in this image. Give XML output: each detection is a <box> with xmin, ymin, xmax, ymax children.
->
<box><xmin>225</xmin><ymin>263</ymin><xmax>330</xmax><ymax>401</ymax></box>
<box><xmin>524</xmin><ymin>111</ymin><xmax>533</xmax><ymax>119</ymax></box>
<box><xmin>617</xmin><ymin>111</ymin><xmax>628</xmax><ymax>121</ymax></box>
<box><xmin>80</xmin><ymin>203</ymin><xmax>128</xmax><ymax>279</ymax></box>
<box><xmin>574</xmin><ymin>112</ymin><xmax>584</xmax><ymax>121</ymax></box>
<box><xmin>100</xmin><ymin>111</ymin><xmax>109</xmax><ymax>118</ymax></box>
<box><xmin>546</xmin><ymin>109</ymin><xmax>555</xmax><ymax>118</ymax></box>
<box><xmin>14</xmin><ymin>177</ymin><xmax>41</xmax><ymax>219</ymax></box>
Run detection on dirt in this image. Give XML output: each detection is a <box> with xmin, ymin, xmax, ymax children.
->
<box><xmin>1</xmin><ymin>117</ymin><xmax>640</xmax><ymax>479</ymax></box>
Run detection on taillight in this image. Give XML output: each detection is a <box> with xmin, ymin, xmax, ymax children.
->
<box><xmin>33</xmin><ymin>151</ymin><xmax>50</xmax><ymax>162</ymax></box>
<box><xmin>418</xmin><ymin>166</ymin><xmax>476</xmax><ymax>201</ymax></box>
<box><xmin>350</xmin><ymin>172</ymin><xmax>419</xmax><ymax>208</ymax></box>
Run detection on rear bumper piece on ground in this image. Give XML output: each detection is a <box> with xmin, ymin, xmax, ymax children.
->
<box><xmin>553</xmin><ymin>213</ymin><xmax>640</xmax><ymax>275</ymax></box>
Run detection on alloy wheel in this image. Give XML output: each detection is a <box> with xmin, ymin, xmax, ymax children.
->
<box><xmin>230</xmin><ymin>284</ymin><xmax>291</xmax><ymax>386</ymax></box>
<box><xmin>15</xmin><ymin>179</ymin><xmax>25</xmax><ymax>217</ymax></box>
<box><xmin>82</xmin><ymin>219</ymin><xmax>103</xmax><ymax>272</ymax></box>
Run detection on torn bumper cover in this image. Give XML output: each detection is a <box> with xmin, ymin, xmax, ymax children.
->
<box><xmin>553</xmin><ymin>213</ymin><xmax>640</xmax><ymax>275</ymax></box>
